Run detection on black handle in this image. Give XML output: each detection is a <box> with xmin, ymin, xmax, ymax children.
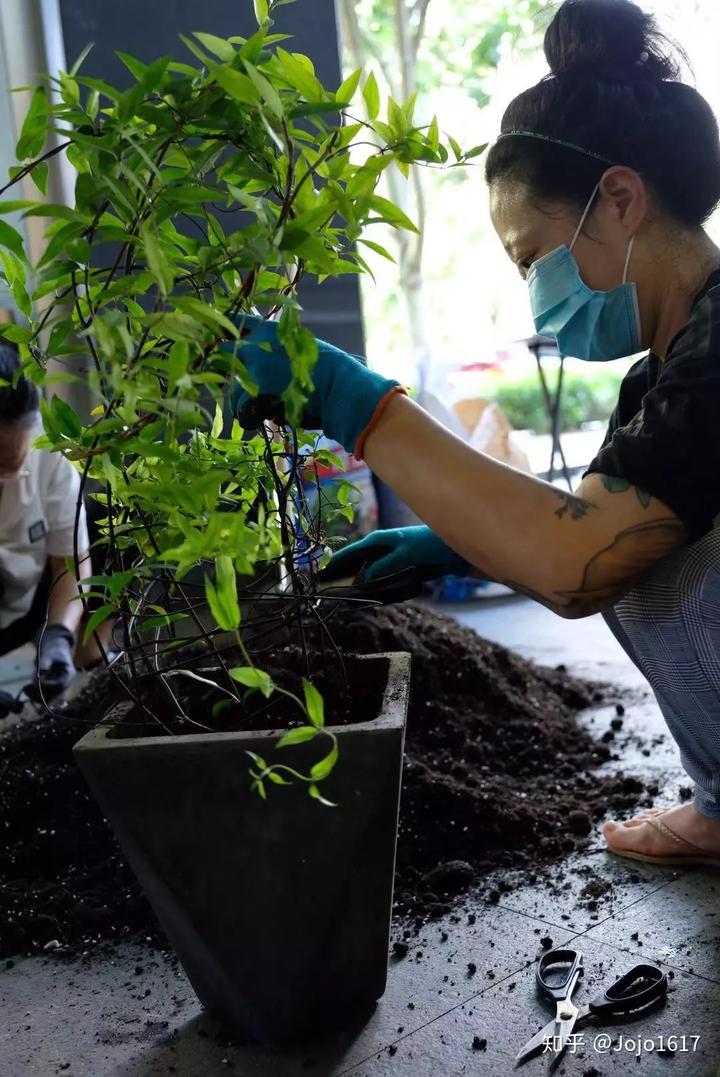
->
<box><xmin>236</xmin><ymin>392</ymin><xmax>286</xmax><ymax>430</ymax></box>
<box><xmin>589</xmin><ymin>964</ymin><xmax>667</xmax><ymax>1018</ymax></box>
<box><xmin>536</xmin><ymin>949</ymin><xmax>584</xmax><ymax>1003</ymax></box>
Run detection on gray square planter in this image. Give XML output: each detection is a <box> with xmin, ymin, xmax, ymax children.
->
<box><xmin>73</xmin><ymin>651</ymin><xmax>409</xmax><ymax>1045</ymax></box>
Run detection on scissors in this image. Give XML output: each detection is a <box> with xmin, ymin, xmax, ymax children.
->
<box><xmin>516</xmin><ymin>947</ymin><xmax>668</xmax><ymax>1065</ymax></box>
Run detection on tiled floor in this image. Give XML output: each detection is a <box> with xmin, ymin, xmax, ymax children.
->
<box><xmin>2</xmin><ymin>598</ymin><xmax>719</xmax><ymax>1076</ymax></box>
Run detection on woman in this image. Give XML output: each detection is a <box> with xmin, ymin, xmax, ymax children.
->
<box><xmin>232</xmin><ymin>0</ymin><xmax>720</xmax><ymax>867</ymax></box>
<box><xmin>0</xmin><ymin>342</ymin><xmax>92</xmax><ymax>709</ymax></box>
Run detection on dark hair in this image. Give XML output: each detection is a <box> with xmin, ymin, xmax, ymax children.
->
<box><xmin>484</xmin><ymin>0</ymin><xmax>720</xmax><ymax>228</ymax></box>
<box><xmin>0</xmin><ymin>341</ymin><xmax>39</xmax><ymax>424</ymax></box>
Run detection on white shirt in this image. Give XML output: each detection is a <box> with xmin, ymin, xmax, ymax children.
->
<box><xmin>0</xmin><ymin>446</ymin><xmax>89</xmax><ymax>629</ymax></box>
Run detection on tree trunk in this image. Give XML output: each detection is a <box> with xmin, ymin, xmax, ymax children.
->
<box><xmin>338</xmin><ymin>0</ymin><xmax>433</xmax><ymax>388</ymax></box>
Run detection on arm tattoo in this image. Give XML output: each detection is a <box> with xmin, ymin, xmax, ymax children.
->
<box><xmin>601</xmin><ymin>474</ymin><xmax>652</xmax><ymax>509</ymax></box>
<box><xmin>503</xmin><ymin>517</ymin><xmax>687</xmax><ymax>618</ymax></box>
<box><xmin>553</xmin><ymin>489</ymin><xmax>592</xmax><ymax>521</ymax></box>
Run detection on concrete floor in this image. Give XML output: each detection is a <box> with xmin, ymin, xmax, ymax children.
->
<box><xmin>2</xmin><ymin>597</ymin><xmax>720</xmax><ymax>1077</ymax></box>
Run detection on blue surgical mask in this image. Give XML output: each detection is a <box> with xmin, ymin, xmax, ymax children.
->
<box><xmin>527</xmin><ymin>185</ymin><xmax>642</xmax><ymax>361</ymax></box>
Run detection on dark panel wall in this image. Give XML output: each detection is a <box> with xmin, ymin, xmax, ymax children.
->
<box><xmin>58</xmin><ymin>0</ymin><xmax>366</xmax><ymax>355</ymax></box>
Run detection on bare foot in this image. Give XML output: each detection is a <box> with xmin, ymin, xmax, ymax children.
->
<box><xmin>603</xmin><ymin>803</ymin><xmax>720</xmax><ymax>859</ymax></box>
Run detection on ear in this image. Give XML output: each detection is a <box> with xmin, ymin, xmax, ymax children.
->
<box><xmin>598</xmin><ymin>166</ymin><xmax>648</xmax><ymax>236</ymax></box>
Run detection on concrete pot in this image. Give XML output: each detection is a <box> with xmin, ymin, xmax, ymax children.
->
<box><xmin>73</xmin><ymin>651</ymin><xmax>409</xmax><ymax>1045</ymax></box>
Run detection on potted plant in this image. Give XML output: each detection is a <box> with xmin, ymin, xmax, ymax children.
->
<box><xmin>2</xmin><ymin>0</ymin><xmax>476</xmax><ymax>1043</ymax></box>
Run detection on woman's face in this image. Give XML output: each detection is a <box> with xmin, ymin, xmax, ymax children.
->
<box><xmin>488</xmin><ymin>170</ymin><xmax>645</xmax><ymax>293</ymax></box>
<box><xmin>0</xmin><ymin>422</ymin><xmax>33</xmax><ymax>479</ymax></box>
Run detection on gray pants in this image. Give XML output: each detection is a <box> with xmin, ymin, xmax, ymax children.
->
<box><xmin>603</xmin><ymin>525</ymin><xmax>720</xmax><ymax>821</ymax></box>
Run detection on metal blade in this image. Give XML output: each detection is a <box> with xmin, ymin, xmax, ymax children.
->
<box><xmin>548</xmin><ymin>1005</ymin><xmax>580</xmax><ymax>1066</ymax></box>
<box><xmin>516</xmin><ymin>1018</ymin><xmax>558</xmax><ymax>1063</ymax></box>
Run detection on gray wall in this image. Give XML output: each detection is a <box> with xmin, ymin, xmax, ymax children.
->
<box><xmin>57</xmin><ymin>0</ymin><xmax>366</xmax><ymax>355</ymax></box>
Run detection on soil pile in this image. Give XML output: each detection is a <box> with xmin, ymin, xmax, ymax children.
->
<box><xmin>322</xmin><ymin>605</ymin><xmax>644</xmax><ymax>920</ymax></box>
<box><xmin>0</xmin><ymin>604</ymin><xmax>644</xmax><ymax>957</ymax></box>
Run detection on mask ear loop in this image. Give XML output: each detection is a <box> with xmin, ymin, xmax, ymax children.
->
<box><xmin>569</xmin><ymin>183</ymin><xmax>600</xmax><ymax>253</ymax></box>
<box><xmin>622</xmin><ymin>236</ymin><xmax>636</xmax><ymax>284</ymax></box>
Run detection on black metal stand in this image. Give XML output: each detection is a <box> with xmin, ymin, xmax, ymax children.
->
<box><xmin>525</xmin><ymin>335</ymin><xmax>573</xmax><ymax>487</ymax></box>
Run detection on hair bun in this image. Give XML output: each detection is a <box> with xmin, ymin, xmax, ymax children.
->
<box><xmin>544</xmin><ymin>0</ymin><xmax>683</xmax><ymax>82</ymax></box>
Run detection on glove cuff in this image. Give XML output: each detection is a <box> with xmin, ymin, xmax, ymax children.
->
<box><xmin>353</xmin><ymin>386</ymin><xmax>408</xmax><ymax>460</ymax></box>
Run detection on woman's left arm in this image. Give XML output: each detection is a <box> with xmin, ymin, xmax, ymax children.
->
<box><xmin>363</xmin><ymin>393</ymin><xmax>688</xmax><ymax>619</ymax></box>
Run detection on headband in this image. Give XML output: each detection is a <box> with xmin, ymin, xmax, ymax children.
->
<box><xmin>494</xmin><ymin>130</ymin><xmax>614</xmax><ymax>164</ymax></box>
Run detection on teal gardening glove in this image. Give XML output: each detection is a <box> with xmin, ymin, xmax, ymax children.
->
<box><xmin>227</xmin><ymin>318</ymin><xmax>471</xmax><ymax>597</ymax></box>
<box><xmin>319</xmin><ymin>526</ymin><xmax>472</xmax><ymax>588</ymax></box>
<box><xmin>227</xmin><ymin>315</ymin><xmax>406</xmax><ymax>457</ymax></box>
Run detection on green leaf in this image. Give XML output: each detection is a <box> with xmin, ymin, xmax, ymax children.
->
<box><xmin>211</xmin><ymin>64</ymin><xmax>258</xmax><ymax>105</ymax></box>
<box><xmin>308</xmin><ymin>783</ymin><xmax>337</xmax><ymax>807</ymax></box>
<box><xmin>276</xmin><ymin>725</ymin><xmax>318</xmax><ymax>747</ymax></box>
<box><xmin>30</xmin><ymin>161</ymin><xmax>48</xmax><ymax>196</ymax></box>
<box><xmin>368</xmin><ymin>194</ymin><xmax>419</xmax><ymax>234</ymax></box>
<box><xmin>142</xmin><ymin>612</ymin><xmax>187</xmax><ymax>631</ymax></box>
<box><xmin>141</xmin><ymin>223</ymin><xmax>174</xmax><ymax>296</ymax></box>
<box><xmin>12</xmin><ymin>278</ymin><xmax>31</xmax><ymax>318</ymax></box>
<box><xmin>276</xmin><ymin>48</ymin><xmax>322</xmax><ymax>100</ymax></box>
<box><xmin>246</xmin><ymin>750</ymin><xmax>268</xmax><ymax>769</ymax></box>
<box><xmin>387</xmin><ymin>96</ymin><xmax>404</xmax><ymax>136</ymax></box>
<box><xmin>336</xmin><ymin>481</ymin><xmax>355</xmax><ymax>506</ymax></box>
<box><xmin>49</xmin><ymin>395</ymin><xmax>83</xmax><ymax>437</ymax></box>
<box><xmin>463</xmin><ymin>143</ymin><xmax>487</xmax><ymax>161</ymax></box>
<box><xmin>59</xmin><ymin>72</ymin><xmax>80</xmax><ymax>108</ymax></box>
<box><xmin>0</xmin><ymin>324</ymin><xmax>30</xmax><ymax>344</ymax></box>
<box><xmin>23</xmin><ymin>203</ymin><xmax>84</xmax><ymax>222</ymax></box>
<box><xmin>167</xmin><ymin>340</ymin><xmax>190</xmax><ymax>387</ymax></box>
<box><xmin>115</xmin><ymin>52</ymin><xmax>149</xmax><ymax>82</ymax></box>
<box><xmin>427</xmin><ymin>114</ymin><xmax>439</xmax><ymax>153</ymax></box>
<box><xmin>204</xmin><ymin>554</ymin><xmax>240</xmax><ymax>631</ymax></box>
<box><xmin>448</xmin><ymin>135</ymin><xmax>463</xmax><ymax>162</ymax></box>
<box><xmin>243</xmin><ymin>61</ymin><xmax>283</xmax><ymax>118</ymax></box>
<box><xmin>75</xmin><ymin>75</ymin><xmax>120</xmax><ymax>101</ymax></box>
<box><xmin>402</xmin><ymin>92</ymin><xmax>417</xmax><ymax>128</ymax></box>
<box><xmin>310</xmin><ymin>743</ymin><xmax>338</xmax><ymax>781</ymax></box>
<box><xmin>0</xmin><ymin>248</ymin><xmax>23</xmax><ymax>285</ymax></box>
<box><xmin>173</xmin><ymin>296</ymin><xmax>239</xmax><ymax>337</ymax></box>
<box><xmin>83</xmin><ymin>603</ymin><xmax>114</xmax><ymax>642</ymax></box>
<box><xmin>336</xmin><ymin>68</ymin><xmax>361</xmax><ymax>105</ymax></box>
<box><xmin>358</xmin><ymin>238</ymin><xmax>396</xmax><ymax>263</ymax></box>
<box><xmin>288</xmin><ymin>100</ymin><xmax>341</xmax><ymax>120</ymax></box>
<box><xmin>267</xmin><ymin>771</ymin><xmax>291</xmax><ymax>785</ymax></box>
<box><xmin>211</xmin><ymin>698</ymin><xmax>232</xmax><ymax>719</ymax></box>
<box><xmin>0</xmin><ymin>200</ymin><xmax>34</xmax><ymax>215</ymax></box>
<box><xmin>193</xmin><ymin>32</ymin><xmax>236</xmax><ymax>63</ymax></box>
<box><xmin>302</xmin><ymin>678</ymin><xmax>324</xmax><ymax>728</ymax></box>
<box><xmin>0</xmin><ymin>219</ymin><xmax>26</xmax><ymax>259</ymax></box>
<box><xmin>253</xmin><ymin>0</ymin><xmax>269</xmax><ymax>25</ymax></box>
<box><xmin>16</xmin><ymin>86</ymin><xmax>47</xmax><ymax>160</ymax></box>
<box><xmin>230</xmin><ymin>666</ymin><xmax>274</xmax><ymax>698</ymax></box>
<box><xmin>69</xmin><ymin>42</ymin><xmax>95</xmax><ymax>77</ymax></box>
<box><xmin>362</xmin><ymin>71</ymin><xmax>380</xmax><ymax>120</ymax></box>
<box><xmin>179</xmin><ymin>33</ymin><xmax>214</xmax><ymax>66</ymax></box>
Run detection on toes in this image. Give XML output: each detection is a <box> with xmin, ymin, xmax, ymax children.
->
<box><xmin>603</xmin><ymin>818</ymin><xmax>654</xmax><ymax>853</ymax></box>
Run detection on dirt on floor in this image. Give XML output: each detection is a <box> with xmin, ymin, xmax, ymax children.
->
<box><xmin>0</xmin><ymin>603</ymin><xmax>649</xmax><ymax>959</ymax></box>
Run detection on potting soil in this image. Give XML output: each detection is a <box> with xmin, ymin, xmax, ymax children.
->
<box><xmin>0</xmin><ymin>604</ymin><xmax>646</xmax><ymax>958</ymax></box>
